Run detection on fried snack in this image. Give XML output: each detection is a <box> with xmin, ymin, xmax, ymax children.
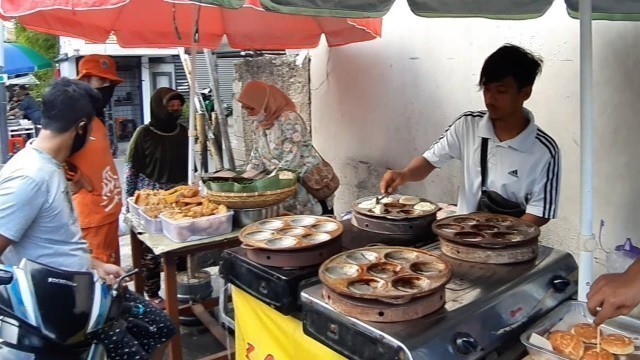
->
<box><xmin>179</xmin><ymin>187</ymin><xmax>198</xmax><ymax>198</ymax></box>
<box><xmin>548</xmin><ymin>331</ymin><xmax>584</xmax><ymax>360</ymax></box>
<box><xmin>600</xmin><ymin>333</ymin><xmax>634</xmax><ymax>355</ymax></box>
<box><xmin>180</xmin><ymin>196</ymin><xmax>204</xmax><ymax>204</ymax></box>
<box><xmin>134</xmin><ymin>189</ymin><xmax>159</xmax><ymax>207</ymax></box>
<box><xmin>399</xmin><ymin>196</ymin><xmax>420</xmax><ymax>205</ymax></box>
<box><xmin>580</xmin><ymin>348</ymin><xmax>614</xmax><ymax>360</ymax></box>
<box><xmin>571</xmin><ymin>323</ymin><xmax>600</xmax><ymax>344</ymax></box>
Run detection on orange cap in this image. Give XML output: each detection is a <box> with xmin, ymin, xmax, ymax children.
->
<box><xmin>77</xmin><ymin>54</ymin><xmax>123</xmax><ymax>85</ymax></box>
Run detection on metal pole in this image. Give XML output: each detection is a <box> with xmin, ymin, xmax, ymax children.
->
<box><xmin>204</xmin><ymin>49</ymin><xmax>235</xmax><ymax>170</ymax></box>
<box><xmin>0</xmin><ymin>22</ymin><xmax>9</xmax><ymax>163</ymax></box>
<box><xmin>188</xmin><ymin>44</ymin><xmax>197</xmax><ymax>184</ymax></box>
<box><xmin>187</xmin><ymin>5</ymin><xmax>199</xmax><ymax>184</ymax></box>
<box><xmin>578</xmin><ymin>0</ymin><xmax>596</xmax><ymax>302</ymax></box>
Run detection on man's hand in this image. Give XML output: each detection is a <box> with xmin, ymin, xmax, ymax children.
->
<box><xmin>65</xmin><ymin>164</ymin><xmax>94</xmax><ymax>195</ymax></box>
<box><xmin>380</xmin><ymin>170</ymin><xmax>407</xmax><ymax>195</ymax></box>
<box><xmin>587</xmin><ymin>263</ymin><xmax>640</xmax><ymax>325</ymax></box>
<box><xmin>379</xmin><ymin>157</ymin><xmax>436</xmax><ymax>194</ymax></box>
<box><xmin>93</xmin><ymin>260</ymin><xmax>126</xmax><ymax>286</ymax></box>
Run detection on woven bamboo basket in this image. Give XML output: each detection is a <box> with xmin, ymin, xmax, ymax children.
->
<box><xmin>207</xmin><ymin>185</ymin><xmax>297</xmax><ymax>209</ymax></box>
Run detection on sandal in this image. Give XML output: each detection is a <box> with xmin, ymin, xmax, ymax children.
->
<box><xmin>148</xmin><ymin>296</ymin><xmax>166</xmax><ymax>310</ymax></box>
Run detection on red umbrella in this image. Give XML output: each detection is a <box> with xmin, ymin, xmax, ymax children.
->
<box><xmin>0</xmin><ymin>0</ymin><xmax>382</xmax><ymax>49</ymax></box>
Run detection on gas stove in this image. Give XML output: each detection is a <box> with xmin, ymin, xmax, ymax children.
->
<box><xmin>301</xmin><ymin>244</ymin><xmax>578</xmax><ymax>360</ymax></box>
<box><xmin>219</xmin><ymin>220</ymin><xmax>437</xmax><ymax>316</ymax></box>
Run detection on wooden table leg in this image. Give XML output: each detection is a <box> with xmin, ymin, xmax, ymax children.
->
<box><xmin>163</xmin><ymin>253</ymin><xmax>183</xmax><ymax>360</ymax></box>
<box><xmin>129</xmin><ymin>230</ymin><xmax>144</xmax><ymax>295</ymax></box>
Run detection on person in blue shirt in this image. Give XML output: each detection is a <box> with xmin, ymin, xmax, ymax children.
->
<box><xmin>9</xmin><ymin>89</ymin><xmax>42</xmax><ymax>127</ymax></box>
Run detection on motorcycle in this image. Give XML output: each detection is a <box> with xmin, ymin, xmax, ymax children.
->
<box><xmin>0</xmin><ymin>259</ymin><xmax>143</xmax><ymax>359</ymax></box>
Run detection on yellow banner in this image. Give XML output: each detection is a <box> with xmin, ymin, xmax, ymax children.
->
<box><xmin>233</xmin><ymin>286</ymin><xmax>346</xmax><ymax>360</ymax></box>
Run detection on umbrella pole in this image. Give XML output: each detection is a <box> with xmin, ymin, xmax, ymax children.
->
<box><xmin>0</xmin><ymin>22</ymin><xmax>9</xmax><ymax>163</ymax></box>
<box><xmin>203</xmin><ymin>49</ymin><xmax>235</xmax><ymax>170</ymax></box>
<box><xmin>188</xmin><ymin>43</ymin><xmax>198</xmax><ymax>184</ymax></box>
<box><xmin>578</xmin><ymin>0</ymin><xmax>596</xmax><ymax>302</ymax></box>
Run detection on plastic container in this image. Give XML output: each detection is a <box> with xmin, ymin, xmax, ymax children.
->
<box><xmin>606</xmin><ymin>238</ymin><xmax>640</xmax><ymax>274</ymax></box>
<box><xmin>160</xmin><ymin>211</ymin><xmax>234</xmax><ymax>243</ymax></box>
<box><xmin>127</xmin><ymin>197</ymin><xmax>141</xmax><ymax>218</ymax></box>
<box><xmin>140</xmin><ymin>211</ymin><xmax>163</xmax><ymax>234</ymax></box>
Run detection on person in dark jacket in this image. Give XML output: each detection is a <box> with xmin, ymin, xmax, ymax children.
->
<box><xmin>125</xmin><ymin>87</ymin><xmax>188</xmax><ymax>308</ymax></box>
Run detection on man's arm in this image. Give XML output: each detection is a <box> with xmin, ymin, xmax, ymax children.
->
<box><xmin>380</xmin><ymin>116</ymin><xmax>465</xmax><ymax>194</ymax></box>
<box><xmin>0</xmin><ymin>235</ymin><xmax>14</xmax><ymax>262</ymax></box>
<box><xmin>521</xmin><ymin>213</ymin><xmax>549</xmax><ymax>227</ymax></box>
<box><xmin>380</xmin><ymin>157</ymin><xmax>436</xmax><ymax>194</ymax></box>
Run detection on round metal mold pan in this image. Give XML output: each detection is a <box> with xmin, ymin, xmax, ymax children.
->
<box><xmin>239</xmin><ymin>215</ymin><xmax>343</xmax><ymax>251</ymax></box>
<box><xmin>319</xmin><ymin>246</ymin><xmax>452</xmax><ymax>301</ymax></box>
<box><xmin>431</xmin><ymin>212</ymin><xmax>540</xmax><ymax>247</ymax></box>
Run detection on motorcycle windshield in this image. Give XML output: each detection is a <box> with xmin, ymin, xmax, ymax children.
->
<box><xmin>24</xmin><ymin>260</ymin><xmax>95</xmax><ymax>345</ymax></box>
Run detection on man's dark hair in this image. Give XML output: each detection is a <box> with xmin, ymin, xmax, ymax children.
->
<box><xmin>478</xmin><ymin>44</ymin><xmax>543</xmax><ymax>90</ymax></box>
<box><xmin>41</xmin><ymin>78</ymin><xmax>101</xmax><ymax>133</ymax></box>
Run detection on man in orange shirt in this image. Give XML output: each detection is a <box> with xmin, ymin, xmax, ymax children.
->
<box><xmin>66</xmin><ymin>54</ymin><xmax>123</xmax><ymax>265</ymax></box>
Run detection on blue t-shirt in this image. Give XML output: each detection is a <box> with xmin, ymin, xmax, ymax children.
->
<box><xmin>18</xmin><ymin>96</ymin><xmax>42</xmax><ymax>124</ymax></box>
<box><xmin>0</xmin><ymin>146</ymin><xmax>91</xmax><ymax>271</ymax></box>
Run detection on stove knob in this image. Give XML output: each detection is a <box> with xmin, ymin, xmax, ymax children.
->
<box><xmin>550</xmin><ymin>275</ymin><xmax>571</xmax><ymax>293</ymax></box>
<box><xmin>452</xmin><ymin>332</ymin><xmax>478</xmax><ymax>355</ymax></box>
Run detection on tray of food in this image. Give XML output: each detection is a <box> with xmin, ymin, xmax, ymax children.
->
<box><xmin>238</xmin><ymin>215</ymin><xmax>343</xmax><ymax>251</ymax></box>
<box><xmin>319</xmin><ymin>246</ymin><xmax>452</xmax><ymax>304</ymax></box>
<box><xmin>203</xmin><ymin>169</ymin><xmax>298</xmax><ymax>193</ymax></box>
<box><xmin>352</xmin><ymin>195</ymin><xmax>439</xmax><ymax>219</ymax></box>
<box><xmin>139</xmin><ymin>210</ymin><xmax>163</xmax><ymax>234</ymax></box>
<box><xmin>432</xmin><ymin>212</ymin><xmax>540</xmax><ymax>248</ymax></box>
<box><xmin>131</xmin><ymin>186</ymin><xmax>232</xmax><ymax>240</ymax></box>
<box><xmin>160</xmin><ymin>210</ymin><xmax>233</xmax><ymax>243</ymax></box>
<box><xmin>521</xmin><ymin>300</ymin><xmax>640</xmax><ymax>360</ymax></box>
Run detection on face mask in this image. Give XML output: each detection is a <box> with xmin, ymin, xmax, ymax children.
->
<box><xmin>168</xmin><ymin>110</ymin><xmax>182</xmax><ymax>121</ymax></box>
<box><xmin>94</xmin><ymin>85</ymin><xmax>117</xmax><ymax>119</ymax></box>
<box><xmin>70</xmin><ymin>123</ymin><xmax>90</xmax><ymax>156</ymax></box>
<box><xmin>248</xmin><ymin>112</ymin><xmax>266</xmax><ymax>123</ymax></box>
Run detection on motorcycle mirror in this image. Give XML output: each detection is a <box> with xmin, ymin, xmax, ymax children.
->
<box><xmin>0</xmin><ymin>270</ymin><xmax>13</xmax><ymax>285</ymax></box>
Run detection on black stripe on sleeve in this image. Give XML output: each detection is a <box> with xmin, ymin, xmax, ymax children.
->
<box><xmin>535</xmin><ymin>131</ymin><xmax>560</xmax><ymax>218</ymax></box>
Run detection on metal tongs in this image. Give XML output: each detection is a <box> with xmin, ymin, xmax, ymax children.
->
<box><xmin>374</xmin><ymin>193</ymin><xmax>390</xmax><ymax>205</ymax></box>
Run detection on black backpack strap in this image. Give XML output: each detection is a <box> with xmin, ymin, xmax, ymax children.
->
<box><xmin>480</xmin><ymin>137</ymin><xmax>488</xmax><ymax>189</ymax></box>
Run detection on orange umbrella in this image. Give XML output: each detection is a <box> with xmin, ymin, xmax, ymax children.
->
<box><xmin>0</xmin><ymin>0</ymin><xmax>382</xmax><ymax>49</ymax></box>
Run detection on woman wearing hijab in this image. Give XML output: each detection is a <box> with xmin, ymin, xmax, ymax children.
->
<box><xmin>238</xmin><ymin>80</ymin><xmax>333</xmax><ymax>215</ymax></box>
<box><xmin>125</xmin><ymin>87</ymin><xmax>187</xmax><ymax>308</ymax></box>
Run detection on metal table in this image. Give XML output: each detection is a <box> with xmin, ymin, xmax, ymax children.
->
<box><xmin>127</xmin><ymin>214</ymin><xmax>240</xmax><ymax>360</ymax></box>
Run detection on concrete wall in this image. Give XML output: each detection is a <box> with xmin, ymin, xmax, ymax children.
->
<box><xmin>232</xmin><ymin>55</ymin><xmax>311</xmax><ymax>166</ymax></box>
<box><xmin>309</xmin><ymin>0</ymin><xmax>640</xmax><ymax>269</ymax></box>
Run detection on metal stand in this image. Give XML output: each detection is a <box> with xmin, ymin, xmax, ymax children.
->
<box><xmin>218</xmin><ymin>278</ymin><xmax>235</xmax><ymax>331</ymax></box>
